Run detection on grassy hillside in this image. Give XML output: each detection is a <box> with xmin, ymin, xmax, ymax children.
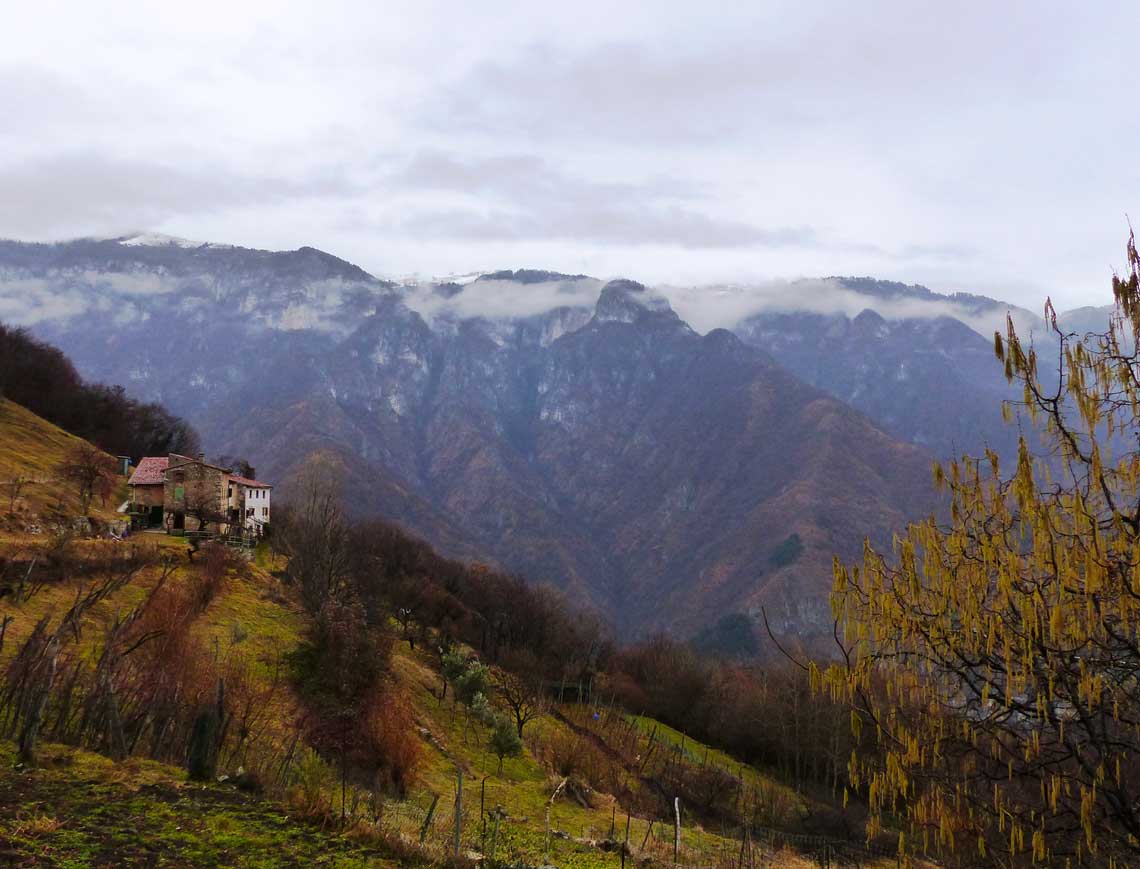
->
<box><xmin>0</xmin><ymin>538</ymin><xmax>855</xmax><ymax>867</ymax></box>
<box><xmin>0</xmin><ymin>741</ymin><xmax>401</xmax><ymax>867</ymax></box>
<box><xmin>0</xmin><ymin>398</ymin><xmax>127</xmax><ymax>529</ymax></box>
<box><xmin>0</xmin><ymin>400</ymin><xmax>880</xmax><ymax>867</ymax></box>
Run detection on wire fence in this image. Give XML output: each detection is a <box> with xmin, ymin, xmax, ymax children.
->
<box><xmin>329</xmin><ymin>772</ymin><xmax>903</xmax><ymax>868</ymax></box>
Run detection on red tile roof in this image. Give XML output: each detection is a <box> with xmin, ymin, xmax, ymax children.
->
<box><xmin>127</xmin><ymin>456</ymin><xmax>272</xmax><ymax>489</ymax></box>
<box><xmin>127</xmin><ymin>456</ymin><xmax>169</xmax><ymax>486</ymax></box>
<box><xmin>229</xmin><ymin>474</ymin><xmax>272</xmax><ymax>489</ymax></box>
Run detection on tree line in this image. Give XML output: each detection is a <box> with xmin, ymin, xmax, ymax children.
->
<box><xmin>0</xmin><ymin>322</ymin><xmax>200</xmax><ymax>461</ymax></box>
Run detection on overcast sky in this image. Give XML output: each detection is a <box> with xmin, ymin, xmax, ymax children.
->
<box><xmin>2</xmin><ymin>1</ymin><xmax>1137</xmax><ymax>309</ymax></box>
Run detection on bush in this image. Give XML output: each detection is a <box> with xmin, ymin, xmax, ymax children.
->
<box><xmin>488</xmin><ymin>714</ymin><xmax>523</xmax><ymax>773</ymax></box>
<box><xmin>362</xmin><ymin>689</ymin><xmax>422</xmax><ymax>796</ymax></box>
<box><xmin>189</xmin><ymin>543</ymin><xmax>235</xmax><ymax>612</ymax></box>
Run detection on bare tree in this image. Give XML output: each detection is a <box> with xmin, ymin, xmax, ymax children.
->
<box><xmin>495</xmin><ymin>650</ymin><xmax>546</xmax><ymax>738</ymax></box>
<box><xmin>213</xmin><ymin>454</ymin><xmax>256</xmax><ymax>479</ymax></box>
<box><xmin>56</xmin><ymin>443</ymin><xmax>116</xmax><ymax>515</ymax></box>
<box><xmin>2</xmin><ymin>474</ymin><xmax>29</xmax><ymax>514</ymax></box>
<box><xmin>274</xmin><ymin>457</ymin><xmax>351</xmax><ymax>612</ymax></box>
<box><xmin>181</xmin><ymin>487</ymin><xmax>227</xmax><ymax>537</ymax></box>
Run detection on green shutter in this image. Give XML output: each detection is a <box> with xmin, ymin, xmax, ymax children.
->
<box><xmin>174</xmin><ymin>486</ymin><xmax>185</xmax><ymax>501</ymax></box>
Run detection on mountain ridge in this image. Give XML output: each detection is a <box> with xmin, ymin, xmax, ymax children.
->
<box><xmin>0</xmin><ymin>235</ymin><xmax>1036</xmax><ymax>642</ymax></box>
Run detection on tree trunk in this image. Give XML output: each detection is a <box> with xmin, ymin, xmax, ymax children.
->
<box><xmin>18</xmin><ymin>641</ymin><xmax>59</xmax><ymax>766</ymax></box>
<box><xmin>187</xmin><ymin>679</ymin><xmax>224</xmax><ymax>781</ymax></box>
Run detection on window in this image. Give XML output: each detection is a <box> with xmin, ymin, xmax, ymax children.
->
<box><xmin>227</xmin><ymin>486</ymin><xmax>233</xmax><ymax>498</ymax></box>
<box><xmin>262</xmin><ymin>507</ymin><xmax>268</xmax><ymax>517</ymax></box>
<box><xmin>174</xmin><ymin>486</ymin><xmax>184</xmax><ymax>502</ymax></box>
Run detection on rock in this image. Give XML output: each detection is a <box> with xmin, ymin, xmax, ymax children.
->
<box><xmin>234</xmin><ymin>769</ymin><xmax>263</xmax><ymax>793</ymax></box>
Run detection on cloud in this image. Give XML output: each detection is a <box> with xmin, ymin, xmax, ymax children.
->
<box><xmin>663</xmin><ymin>279</ymin><xmax>1043</xmax><ymax>338</ymax></box>
<box><xmin>418</xmin><ymin>10</ymin><xmax>1074</xmax><ymax>146</ymax></box>
<box><xmin>0</xmin><ymin>277</ymin><xmax>90</xmax><ymax>325</ymax></box>
<box><xmin>404</xmin><ymin>276</ymin><xmax>603</xmax><ymax>323</ymax></box>
<box><xmin>401</xmin><ymin>270</ymin><xmax>1042</xmax><ymax>341</ymax></box>
<box><xmin>0</xmin><ymin>2</ymin><xmax>1135</xmax><ymax>309</ymax></box>
<box><xmin>386</xmin><ymin>150</ymin><xmax>815</xmax><ymax>248</ymax></box>
<box><xmin>0</xmin><ymin>153</ymin><xmax>349</xmax><ymax>240</ymax></box>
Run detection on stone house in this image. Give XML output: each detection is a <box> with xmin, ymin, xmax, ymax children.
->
<box><xmin>127</xmin><ymin>453</ymin><xmax>272</xmax><ymax>536</ymax></box>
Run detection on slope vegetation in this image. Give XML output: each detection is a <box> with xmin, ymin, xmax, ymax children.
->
<box><xmin>0</xmin><ymin>398</ymin><xmax>126</xmax><ymax>529</ymax></box>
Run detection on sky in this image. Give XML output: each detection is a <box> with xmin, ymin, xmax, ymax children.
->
<box><xmin>1</xmin><ymin>0</ymin><xmax>1137</xmax><ymax>310</ymax></box>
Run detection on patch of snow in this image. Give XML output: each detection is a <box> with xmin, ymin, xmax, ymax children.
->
<box><xmin>120</xmin><ymin>232</ymin><xmax>207</xmax><ymax>248</ymax></box>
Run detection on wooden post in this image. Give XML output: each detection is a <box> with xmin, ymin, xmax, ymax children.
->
<box><xmin>673</xmin><ymin>797</ymin><xmax>681</xmax><ymax>864</ymax></box>
<box><xmin>610</xmin><ymin>804</ymin><xmax>616</xmax><ymax>838</ymax></box>
<box><xmin>419</xmin><ymin>793</ymin><xmax>440</xmax><ymax>844</ymax></box>
<box><xmin>622</xmin><ymin>808</ymin><xmax>631</xmax><ymax>869</ymax></box>
<box><xmin>489</xmin><ymin>813</ymin><xmax>501</xmax><ymax>860</ymax></box>
<box><xmin>640</xmin><ymin>819</ymin><xmax>655</xmax><ymax>852</ymax></box>
<box><xmin>480</xmin><ymin>776</ymin><xmax>487</xmax><ymax>851</ymax></box>
<box><xmin>453</xmin><ymin>767</ymin><xmax>463</xmax><ymax>858</ymax></box>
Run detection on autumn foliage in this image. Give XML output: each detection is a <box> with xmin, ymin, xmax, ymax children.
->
<box><xmin>827</xmin><ymin>233</ymin><xmax>1140</xmax><ymax>864</ymax></box>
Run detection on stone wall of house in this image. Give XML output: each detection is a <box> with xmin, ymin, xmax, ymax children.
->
<box><xmin>130</xmin><ymin>484</ymin><xmax>164</xmax><ymax>508</ymax></box>
<box><xmin>164</xmin><ymin>456</ymin><xmax>227</xmax><ymax>533</ymax></box>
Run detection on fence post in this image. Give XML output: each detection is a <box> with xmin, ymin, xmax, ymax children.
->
<box><xmin>622</xmin><ymin>808</ymin><xmax>631</xmax><ymax>869</ymax></box>
<box><xmin>489</xmin><ymin>812</ymin><xmax>501</xmax><ymax>861</ymax></box>
<box><xmin>673</xmin><ymin>797</ymin><xmax>681</xmax><ymax>864</ymax></box>
<box><xmin>640</xmin><ymin>819</ymin><xmax>655</xmax><ymax>852</ymax></box>
<box><xmin>453</xmin><ymin>767</ymin><xmax>463</xmax><ymax>858</ymax></box>
<box><xmin>481</xmin><ymin>776</ymin><xmax>487</xmax><ymax>852</ymax></box>
<box><xmin>419</xmin><ymin>793</ymin><xmax>440</xmax><ymax>844</ymax></box>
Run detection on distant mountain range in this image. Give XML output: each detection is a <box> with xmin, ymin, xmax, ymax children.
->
<box><xmin>0</xmin><ymin>234</ymin><xmax>1110</xmax><ymax>644</ymax></box>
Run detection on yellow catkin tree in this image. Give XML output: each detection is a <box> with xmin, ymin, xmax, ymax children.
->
<box><xmin>825</xmin><ymin>234</ymin><xmax>1140</xmax><ymax>867</ymax></box>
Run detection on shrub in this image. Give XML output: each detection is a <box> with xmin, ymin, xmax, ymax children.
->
<box><xmin>488</xmin><ymin>714</ymin><xmax>523</xmax><ymax>773</ymax></box>
<box><xmin>361</xmin><ymin>688</ymin><xmax>422</xmax><ymax>796</ymax></box>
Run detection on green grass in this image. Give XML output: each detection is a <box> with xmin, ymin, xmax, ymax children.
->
<box><xmin>626</xmin><ymin>714</ymin><xmax>805</xmax><ymax>813</ymax></box>
<box><xmin>0</xmin><ymin>741</ymin><xmax>403</xmax><ymax>867</ymax></box>
<box><xmin>195</xmin><ymin>562</ymin><xmax>306</xmax><ymax>681</ymax></box>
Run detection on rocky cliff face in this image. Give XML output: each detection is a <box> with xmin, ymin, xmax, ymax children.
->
<box><xmin>3</xmin><ymin>237</ymin><xmax>943</xmax><ymax>643</ymax></box>
<box><xmin>734</xmin><ymin>300</ymin><xmax>1022</xmax><ymax>466</ymax></box>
